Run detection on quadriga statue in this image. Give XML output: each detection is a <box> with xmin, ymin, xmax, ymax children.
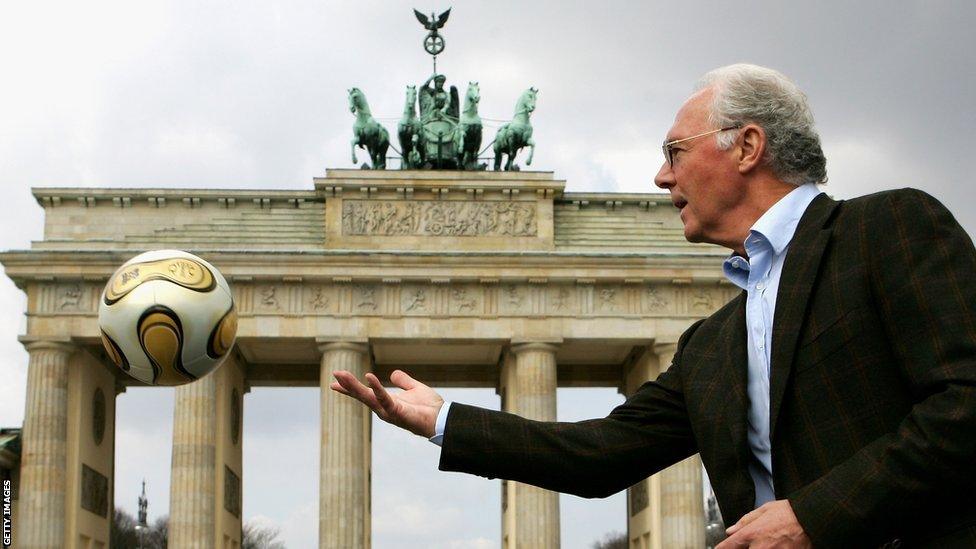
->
<box><xmin>494</xmin><ymin>87</ymin><xmax>537</xmax><ymax>171</ymax></box>
<box><xmin>348</xmin><ymin>87</ymin><xmax>389</xmax><ymax>170</ymax></box>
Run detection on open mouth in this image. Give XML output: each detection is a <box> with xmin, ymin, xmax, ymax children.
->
<box><xmin>673</xmin><ymin>199</ymin><xmax>687</xmax><ymax>210</ymax></box>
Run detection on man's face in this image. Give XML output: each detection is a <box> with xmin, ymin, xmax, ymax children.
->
<box><xmin>654</xmin><ymin>88</ymin><xmax>741</xmax><ymax>246</ymax></box>
<box><xmin>434</xmin><ymin>77</ymin><xmax>445</xmax><ymax>90</ymax></box>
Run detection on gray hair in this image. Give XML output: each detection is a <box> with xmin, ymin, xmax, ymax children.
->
<box><xmin>696</xmin><ymin>64</ymin><xmax>827</xmax><ymax>185</ymax></box>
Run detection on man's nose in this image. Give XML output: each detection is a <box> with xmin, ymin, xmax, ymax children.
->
<box><xmin>654</xmin><ymin>161</ymin><xmax>674</xmax><ymax>190</ymax></box>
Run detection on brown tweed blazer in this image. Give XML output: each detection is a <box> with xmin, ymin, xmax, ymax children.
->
<box><xmin>440</xmin><ymin>189</ymin><xmax>976</xmax><ymax>547</ymax></box>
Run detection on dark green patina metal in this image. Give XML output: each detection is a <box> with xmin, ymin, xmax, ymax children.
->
<box><xmin>348</xmin><ymin>8</ymin><xmax>537</xmax><ymax>171</ymax></box>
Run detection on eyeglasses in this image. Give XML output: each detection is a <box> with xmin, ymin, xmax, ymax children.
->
<box><xmin>662</xmin><ymin>126</ymin><xmax>741</xmax><ymax>167</ymax></box>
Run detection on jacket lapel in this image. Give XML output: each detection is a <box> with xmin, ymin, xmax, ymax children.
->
<box><xmin>768</xmin><ymin>193</ymin><xmax>840</xmax><ymax>440</ymax></box>
<box><xmin>722</xmin><ymin>293</ymin><xmax>749</xmax><ymax>447</ymax></box>
<box><xmin>720</xmin><ymin>292</ymin><xmax>758</xmax><ymax>516</ymax></box>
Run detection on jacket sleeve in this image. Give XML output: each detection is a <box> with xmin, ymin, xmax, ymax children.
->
<box><xmin>438</xmin><ymin>320</ymin><xmax>705</xmax><ymax>499</ymax></box>
<box><xmin>789</xmin><ymin>189</ymin><xmax>976</xmax><ymax>545</ymax></box>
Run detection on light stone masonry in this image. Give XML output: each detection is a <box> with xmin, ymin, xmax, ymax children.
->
<box><xmin>655</xmin><ymin>343</ymin><xmax>706</xmax><ymax>549</ymax></box>
<box><xmin>169</xmin><ymin>372</ymin><xmax>217</xmax><ymax>549</ymax></box>
<box><xmin>18</xmin><ymin>340</ymin><xmax>74</xmax><ymax>549</ymax></box>
<box><xmin>319</xmin><ymin>341</ymin><xmax>372</xmax><ymax>549</ymax></box>
<box><xmin>504</xmin><ymin>342</ymin><xmax>561</xmax><ymax>548</ymax></box>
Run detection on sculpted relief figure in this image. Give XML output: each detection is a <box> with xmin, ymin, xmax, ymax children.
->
<box><xmin>342</xmin><ymin>201</ymin><xmax>537</xmax><ymax>237</ymax></box>
<box><xmin>58</xmin><ymin>283</ymin><xmax>83</xmax><ymax>310</ymax></box>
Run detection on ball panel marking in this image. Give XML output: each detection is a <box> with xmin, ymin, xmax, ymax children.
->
<box><xmin>100</xmin><ymin>330</ymin><xmax>129</xmax><ymax>372</ymax></box>
<box><xmin>208</xmin><ymin>307</ymin><xmax>238</xmax><ymax>359</ymax></box>
<box><xmin>138</xmin><ymin>307</ymin><xmax>194</xmax><ymax>386</ymax></box>
<box><xmin>104</xmin><ymin>256</ymin><xmax>216</xmax><ymax>305</ymax></box>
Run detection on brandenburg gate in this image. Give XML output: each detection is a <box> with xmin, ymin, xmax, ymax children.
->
<box><xmin>3</xmin><ymin>169</ymin><xmax>735</xmax><ymax>548</ymax></box>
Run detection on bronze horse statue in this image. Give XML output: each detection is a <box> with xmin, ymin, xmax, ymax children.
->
<box><xmin>494</xmin><ymin>87</ymin><xmax>537</xmax><ymax>171</ymax></box>
<box><xmin>398</xmin><ymin>85</ymin><xmax>424</xmax><ymax>169</ymax></box>
<box><xmin>454</xmin><ymin>82</ymin><xmax>484</xmax><ymax>170</ymax></box>
<box><xmin>349</xmin><ymin>87</ymin><xmax>389</xmax><ymax>169</ymax></box>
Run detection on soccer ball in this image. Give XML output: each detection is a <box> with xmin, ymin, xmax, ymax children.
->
<box><xmin>98</xmin><ymin>250</ymin><xmax>237</xmax><ymax>386</ymax></box>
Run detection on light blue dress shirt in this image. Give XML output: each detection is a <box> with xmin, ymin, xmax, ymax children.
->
<box><xmin>431</xmin><ymin>183</ymin><xmax>823</xmax><ymax>510</ymax></box>
<box><xmin>722</xmin><ymin>183</ymin><xmax>822</xmax><ymax>507</ymax></box>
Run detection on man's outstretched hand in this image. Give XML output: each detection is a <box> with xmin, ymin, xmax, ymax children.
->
<box><xmin>331</xmin><ymin>369</ymin><xmax>444</xmax><ymax>438</ymax></box>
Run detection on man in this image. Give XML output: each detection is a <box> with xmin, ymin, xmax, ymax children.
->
<box><xmin>333</xmin><ymin>64</ymin><xmax>976</xmax><ymax>547</ymax></box>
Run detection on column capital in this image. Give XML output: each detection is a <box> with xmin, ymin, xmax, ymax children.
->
<box><xmin>316</xmin><ymin>338</ymin><xmax>369</xmax><ymax>355</ymax></box>
<box><xmin>652</xmin><ymin>339</ymin><xmax>678</xmax><ymax>355</ymax></box>
<box><xmin>19</xmin><ymin>335</ymin><xmax>76</xmax><ymax>354</ymax></box>
<box><xmin>511</xmin><ymin>342</ymin><xmax>560</xmax><ymax>355</ymax></box>
<box><xmin>510</xmin><ymin>339</ymin><xmax>562</xmax><ymax>355</ymax></box>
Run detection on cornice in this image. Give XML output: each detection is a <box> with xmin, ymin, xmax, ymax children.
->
<box><xmin>31</xmin><ymin>187</ymin><xmax>321</xmax><ymax>208</ymax></box>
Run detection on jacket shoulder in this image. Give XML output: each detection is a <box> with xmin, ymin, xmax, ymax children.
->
<box><xmin>837</xmin><ymin>187</ymin><xmax>943</xmax><ymax>213</ymax></box>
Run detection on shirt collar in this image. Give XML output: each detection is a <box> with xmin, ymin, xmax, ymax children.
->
<box><xmin>747</xmin><ymin>183</ymin><xmax>822</xmax><ymax>256</ymax></box>
<box><xmin>722</xmin><ymin>183</ymin><xmax>822</xmax><ymax>290</ymax></box>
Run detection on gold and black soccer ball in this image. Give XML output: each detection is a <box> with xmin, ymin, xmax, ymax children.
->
<box><xmin>98</xmin><ymin>250</ymin><xmax>237</xmax><ymax>386</ymax></box>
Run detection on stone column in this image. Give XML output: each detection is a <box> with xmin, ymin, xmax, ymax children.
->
<box><xmin>169</xmin><ymin>372</ymin><xmax>217</xmax><ymax>549</ymax></box>
<box><xmin>18</xmin><ymin>339</ymin><xmax>74</xmax><ymax>549</ymax></box>
<box><xmin>319</xmin><ymin>341</ymin><xmax>371</xmax><ymax>549</ymax></box>
<box><xmin>655</xmin><ymin>342</ymin><xmax>706</xmax><ymax>548</ymax></box>
<box><xmin>624</xmin><ymin>346</ymin><xmax>661</xmax><ymax>549</ymax></box>
<box><xmin>504</xmin><ymin>342</ymin><xmax>560</xmax><ymax>548</ymax></box>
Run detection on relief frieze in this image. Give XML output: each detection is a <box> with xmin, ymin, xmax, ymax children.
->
<box><xmin>225</xmin><ymin>281</ymin><xmax>725</xmax><ymax>318</ymax></box>
<box><xmin>305</xmin><ymin>285</ymin><xmax>334</xmax><ymax>312</ymax></box>
<box><xmin>691</xmin><ymin>288</ymin><xmax>715</xmax><ymax>312</ymax></box>
<box><xmin>57</xmin><ymin>283</ymin><xmax>84</xmax><ymax>311</ymax></box>
<box><xmin>596</xmin><ymin>286</ymin><xmax>620</xmax><ymax>313</ymax></box>
<box><xmin>449</xmin><ymin>286</ymin><xmax>480</xmax><ymax>314</ymax></box>
<box><xmin>499</xmin><ymin>284</ymin><xmax>527</xmax><ymax>316</ymax></box>
<box><xmin>643</xmin><ymin>286</ymin><xmax>673</xmax><ymax>314</ymax></box>
<box><xmin>34</xmin><ymin>283</ymin><xmax>97</xmax><ymax>314</ymax></box>
<box><xmin>355</xmin><ymin>284</ymin><xmax>379</xmax><ymax>311</ymax></box>
<box><xmin>342</xmin><ymin>199</ymin><xmax>537</xmax><ymax>237</ymax></box>
<box><xmin>403</xmin><ymin>287</ymin><xmax>429</xmax><ymax>313</ymax></box>
<box><xmin>549</xmin><ymin>286</ymin><xmax>575</xmax><ymax>313</ymax></box>
<box><xmin>255</xmin><ymin>285</ymin><xmax>282</xmax><ymax>312</ymax></box>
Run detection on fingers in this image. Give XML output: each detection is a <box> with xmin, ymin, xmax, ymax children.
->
<box><xmin>390</xmin><ymin>369</ymin><xmax>420</xmax><ymax>390</ymax></box>
<box><xmin>366</xmin><ymin>373</ymin><xmax>397</xmax><ymax>416</ymax></box>
<box><xmin>717</xmin><ymin>518</ymin><xmax>757</xmax><ymax>549</ymax></box>
<box><xmin>332</xmin><ymin>370</ymin><xmax>383</xmax><ymax>413</ymax></box>
<box><xmin>726</xmin><ymin>504</ymin><xmax>766</xmax><ymax>535</ymax></box>
<box><xmin>715</xmin><ymin>534</ymin><xmax>748</xmax><ymax>549</ymax></box>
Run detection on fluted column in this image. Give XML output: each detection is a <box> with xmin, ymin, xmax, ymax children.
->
<box><xmin>624</xmin><ymin>345</ymin><xmax>662</xmax><ymax>549</ymax></box>
<box><xmin>319</xmin><ymin>341</ymin><xmax>371</xmax><ymax>549</ymax></box>
<box><xmin>506</xmin><ymin>342</ymin><xmax>560</xmax><ymax>548</ymax></box>
<box><xmin>18</xmin><ymin>340</ymin><xmax>74</xmax><ymax>549</ymax></box>
<box><xmin>169</xmin><ymin>372</ymin><xmax>217</xmax><ymax>549</ymax></box>
<box><xmin>655</xmin><ymin>342</ymin><xmax>705</xmax><ymax>548</ymax></box>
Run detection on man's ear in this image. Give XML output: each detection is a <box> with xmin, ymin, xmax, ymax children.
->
<box><xmin>737</xmin><ymin>124</ymin><xmax>766</xmax><ymax>175</ymax></box>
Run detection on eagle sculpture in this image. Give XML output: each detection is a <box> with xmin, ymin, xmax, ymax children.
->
<box><xmin>414</xmin><ymin>8</ymin><xmax>451</xmax><ymax>32</ymax></box>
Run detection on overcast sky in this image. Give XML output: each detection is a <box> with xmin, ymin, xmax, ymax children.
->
<box><xmin>1</xmin><ymin>1</ymin><xmax>974</xmax><ymax>548</ymax></box>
